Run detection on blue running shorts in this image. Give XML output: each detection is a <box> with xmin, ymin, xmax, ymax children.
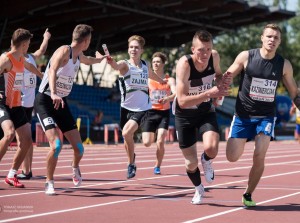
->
<box><xmin>228</xmin><ymin>115</ymin><xmax>276</xmax><ymax>141</ymax></box>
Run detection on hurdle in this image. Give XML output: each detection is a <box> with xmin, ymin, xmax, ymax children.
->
<box><xmin>77</xmin><ymin>115</ymin><xmax>92</xmax><ymax>145</ymax></box>
<box><xmin>104</xmin><ymin>123</ymin><xmax>119</xmax><ymax>145</ymax></box>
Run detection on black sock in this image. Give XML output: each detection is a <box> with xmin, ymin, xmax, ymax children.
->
<box><xmin>243</xmin><ymin>193</ymin><xmax>252</xmax><ymax>201</ymax></box>
<box><xmin>187</xmin><ymin>167</ymin><xmax>201</xmax><ymax>186</ymax></box>
<box><xmin>203</xmin><ymin>152</ymin><xmax>212</xmax><ymax>161</ymax></box>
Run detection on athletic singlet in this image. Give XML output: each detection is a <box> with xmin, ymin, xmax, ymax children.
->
<box><xmin>22</xmin><ymin>54</ymin><xmax>37</xmax><ymax>107</ymax></box>
<box><xmin>235</xmin><ymin>48</ymin><xmax>284</xmax><ymax>117</ymax></box>
<box><xmin>0</xmin><ymin>52</ymin><xmax>24</xmax><ymax>108</ymax></box>
<box><xmin>149</xmin><ymin>77</ymin><xmax>171</xmax><ymax>110</ymax></box>
<box><xmin>175</xmin><ymin>54</ymin><xmax>215</xmax><ymax>117</ymax></box>
<box><xmin>39</xmin><ymin>46</ymin><xmax>79</xmax><ymax>97</ymax></box>
<box><xmin>118</xmin><ymin>60</ymin><xmax>151</xmax><ymax>112</ymax></box>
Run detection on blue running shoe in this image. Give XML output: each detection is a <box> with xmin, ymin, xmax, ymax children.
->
<box><xmin>154</xmin><ymin>167</ymin><xmax>161</xmax><ymax>175</ymax></box>
<box><xmin>127</xmin><ymin>164</ymin><xmax>136</xmax><ymax>179</ymax></box>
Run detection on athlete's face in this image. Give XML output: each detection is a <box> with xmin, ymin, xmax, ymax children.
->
<box><xmin>82</xmin><ymin>34</ymin><xmax>91</xmax><ymax>51</ymax></box>
<box><xmin>191</xmin><ymin>38</ymin><xmax>212</xmax><ymax>65</ymax></box>
<box><xmin>22</xmin><ymin>39</ymin><xmax>30</xmax><ymax>54</ymax></box>
<box><xmin>261</xmin><ymin>28</ymin><xmax>281</xmax><ymax>52</ymax></box>
<box><xmin>152</xmin><ymin>56</ymin><xmax>164</xmax><ymax>73</ymax></box>
<box><xmin>128</xmin><ymin>40</ymin><xmax>143</xmax><ymax>59</ymax></box>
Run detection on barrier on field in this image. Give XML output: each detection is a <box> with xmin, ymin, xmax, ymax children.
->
<box><xmin>77</xmin><ymin>115</ymin><xmax>92</xmax><ymax>144</ymax></box>
<box><xmin>104</xmin><ymin>123</ymin><xmax>119</xmax><ymax>145</ymax></box>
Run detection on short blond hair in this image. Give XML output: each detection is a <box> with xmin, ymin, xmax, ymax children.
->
<box><xmin>128</xmin><ymin>35</ymin><xmax>145</xmax><ymax>48</ymax></box>
<box><xmin>72</xmin><ymin>24</ymin><xmax>93</xmax><ymax>43</ymax></box>
<box><xmin>262</xmin><ymin>24</ymin><xmax>282</xmax><ymax>35</ymax></box>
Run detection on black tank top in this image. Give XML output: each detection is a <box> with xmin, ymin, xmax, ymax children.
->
<box><xmin>175</xmin><ymin>54</ymin><xmax>216</xmax><ymax>117</ymax></box>
<box><xmin>235</xmin><ymin>48</ymin><xmax>284</xmax><ymax>117</ymax></box>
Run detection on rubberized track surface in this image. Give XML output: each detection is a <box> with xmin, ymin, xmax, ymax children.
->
<box><xmin>1</xmin><ymin>141</ymin><xmax>300</xmax><ymax>223</ymax></box>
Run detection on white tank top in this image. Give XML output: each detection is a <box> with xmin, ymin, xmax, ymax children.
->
<box><xmin>119</xmin><ymin>60</ymin><xmax>151</xmax><ymax>112</ymax></box>
<box><xmin>22</xmin><ymin>54</ymin><xmax>37</xmax><ymax>108</ymax></box>
<box><xmin>39</xmin><ymin>46</ymin><xmax>80</xmax><ymax>97</ymax></box>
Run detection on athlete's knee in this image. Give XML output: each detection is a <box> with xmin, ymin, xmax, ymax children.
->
<box><xmin>226</xmin><ymin>151</ymin><xmax>239</xmax><ymax>162</ymax></box>
<box><xmin>76</xmin><ymin>143</ymin><xmax>84</xmax><ymax>156</ymax></box>
<box><xmin>122</xmin><ymin>129</ymin><xmax>131</xmax><ymax>139</ymax></box>
<box><xmin>143</xmin><ymin>138</ymin><xmax>152</xmax><ymax>147</ymax></box>
<box><xmin>185</xmin><ymin>157</ymin><xmax>198</xmax><ymax>171</ymax></box>
<box><xmin>53</xmin><ymin>138</ymin><xmax>62</xmax><ymax>158</ymax></box>
<box><xmin>4</xmin><ymin>130</ymin><xmax>15</xmax><ymax>143</ymax></box>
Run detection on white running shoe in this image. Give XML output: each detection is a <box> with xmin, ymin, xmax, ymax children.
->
<box><xmin>72</xmin><ymin>167</ymin><xmax>82</xmax><ymax>187</ymax></box>
<box><xmin>45</xmin><ymin>180</ymin><xmax>56</xmax><ymax>195</ymax></box>
<box><xmin>191</xmin><ymin>184</ymin><xmax>205</xmax><ymax>205</ymax></box>
<box><xmin>201</xmin><ymin>153</ymin><xmax>214</xmax><ymax>184</ymax></box>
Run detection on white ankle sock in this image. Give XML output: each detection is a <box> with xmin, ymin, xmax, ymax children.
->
<box><xmin>8</xmin><ymin>169</ymin><xmax>17</xmax><ymax>178</ymax></box>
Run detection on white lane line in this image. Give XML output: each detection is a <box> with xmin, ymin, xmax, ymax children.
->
<box><xmin>1</xmin><ymin>160</ymin><xmax>300</xmax><ymax>196</ymax></box>
<box><xmin>1</xmin><ymin>170</ymin><xmax>300</xmax><ymax>222</ymax></box>
<box><xmin>183</xmin><ymin>191</ymin><xmax>300</xmax><ymax>223</ymax></box>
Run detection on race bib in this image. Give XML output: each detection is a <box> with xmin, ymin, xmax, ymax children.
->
<box><xmin>13</xmin><ymin>72</ymin><xmax>23</xmax><ymax>91</ymax></box>
<box><xmin>249</xmin><ymin>77</ymin><xmax>277</xmax><ymax>102</ymax></box>
<box><xmin>24</xmin><ymin>74</ymin><xmax>36</xmax><ymax>88</ymax></box>
<box><xmin>56</xmin><ymin>75</ymin><xmax>74</xmax><ymax>97</ymax></box>
<box><xmin>129</xmin><ymin>71</ymin><xmax>148</xmax><ymax>91</ymax></box>
<box><xmin>188</xmin><ymin>83</ymin><xmax>212</xmax><ymax>102</ymax></box>
<box><xmin>150</xmin><ymin>90</ymin><xmax>167</xmax><ymax>104</ymax></box>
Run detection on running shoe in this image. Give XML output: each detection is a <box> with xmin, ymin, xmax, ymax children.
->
<box><xmin>127</xmin><ymin>153</ymin><xmax>136</xmax><ymax>179</ymax></box>
<box><xmin>201</xmin><ymin>153</ymin><xmax>214</xmax><ymax>183</ymax></box>
<box><xmin>242</xmin><ymin>193</ymin><xmax>256</xmax><ymax>207</ymax></box>
<box><xmin>72</xmin><ymin>167</ymin><xmax>82</xmax><ymax>187</ymax></box>
<box><xmin>191</xmin><ymin>184</ymin><xmax>205</xmax><ymax>205</ymax></box>
<box><xmin>127</xmin><ymin>164</ymin><xmax>136</xmax><ymax>179</ymax></box>
<box><xmin>45</xmin><ymin>181</ymin><xmax>56</xmax><ymax>195</ymax></box>
<box><xmin>154</xmin><ymin>167</ymin><xmax>161</xmax><ymax>175</ymax></box>
<box><xmin>5</xmin><ymin>174</ymin><xmax>25</xmax><ymax>188</ymax></box>
<box><xmin>17</xmin><ymin>171</ymin><xmax>32</xmax><ymax>180</ymax></box>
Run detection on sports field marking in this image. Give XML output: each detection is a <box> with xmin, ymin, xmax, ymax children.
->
<box><xmin>1</xmin><ymin>170</ymin><xmax>300</xmax><ymax>223</ymax></box>
<box><xmin>183</xmin><ymin>191</ymin><xmax>300</xmax><ymax>223</ymax></box>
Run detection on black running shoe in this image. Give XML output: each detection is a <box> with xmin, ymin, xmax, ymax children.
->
<box><xmin>17</xmin><ymin>171</ymin><xmax>32</xmax><ymax>180</ymax></box>
<box><xmin>127</xmin><ymin>164</ymin><xmax>136</xmax><ymax>179</ymax></box>
<box><xmin>127</xmin><ymin>153</ymin><xmax>136</xmax><ymax>179</ymax></box>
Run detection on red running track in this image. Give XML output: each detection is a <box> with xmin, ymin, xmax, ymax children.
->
<box><xmin>0</xmin><ymin>141</ymin><xmax>300</xmax><ymax>223</ymax></box>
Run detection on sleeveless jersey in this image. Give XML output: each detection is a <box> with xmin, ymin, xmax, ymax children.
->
<box><xmin>118</xmin><ymin>60</ymin><xmax>151</xmax><ymax>112</ymax></box>
<box><xmin>175</xmin><ymin>54</ymin><xmax>215</xmax><ymax>117</ymax></box>
<box><xmin>0</xmin><ymin>52</ymin><xmax>24</xmax><ymax>108</ymax></box>
<box><xmin>22</xmin><ymin>54</ymin><xmax>37</xmax><ymax>107</ymax></box>
<box><xmin>39</xmin><ymin>46</ymin><xmax>79</xmax><ymax>97</ymax></box>
<box><xmin>149</xmin><ymin>77</ymin><xmax>171</xmax><ymax>110</ymax></box>
<box><xmin>235</xmin><ymin>48</ymin><xmax>284</xmax><ymax>117</ymax></box>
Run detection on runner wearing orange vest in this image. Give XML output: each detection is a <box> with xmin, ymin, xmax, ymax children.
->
<box><xmin>141</xmin><ymin>52</ymin><xmax>176</xmax><ymax>174</ymax></box>
<box><xmin>0</xmin><ymin>28</ymin><xmax>42</xmax><ymax>188</ymax></box>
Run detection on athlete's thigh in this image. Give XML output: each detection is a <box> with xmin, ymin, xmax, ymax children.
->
<box><xmin>64</xmin><ymin>129</ymin><xmax>83</xmax><ymax>148</ymax></box>
<box><xmin>15</xmin><ymin>123</ymin><xmax>32</xmax><ymax>142</ymax></box>
<box><xmin>226</xmin><ymin>138</ymin><xmax>247</xmax><ymax>160</ymax></box>
<box><xmin>253</xmin><ymin>133</ymin><xmax>271</xmax><ymax>157</ymax></box>
<box><xmin>156</xmin><ymin>128</ymin><xmax>167</xmax><ymax>141</ymax></box>
<box><xmin>202</xmin><ymin>131</ymin><xmax>219</xmax><ymax>150</ymax></box>
<box><xmin>142</xmin><ymin>131</ymin><xmax>155</xmax><ymax>144</ymax></box>
<box><xmin>123</xmin><ymin>119</ymin><xmax>139</xmax><ymax>135</ymax></box>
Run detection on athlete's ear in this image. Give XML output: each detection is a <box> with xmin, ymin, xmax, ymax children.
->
<box><xmin>191</xmin><ymin>46</ymin><xmax>194</xmax><ymax>54</ymax></box>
